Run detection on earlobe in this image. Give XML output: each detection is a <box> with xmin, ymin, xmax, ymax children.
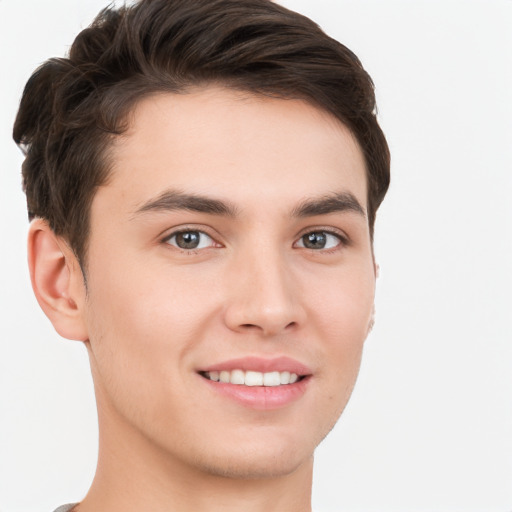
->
<box><xmin>28</xmin><ymin>219</ymin><xmax>88</xmax><ymax>341</ymax></box>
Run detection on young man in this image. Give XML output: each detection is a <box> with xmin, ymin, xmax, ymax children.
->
<box><xmin>14</xmin><ymin>0</ymin><xmax>389</xmax><ymax>510</ymax></box>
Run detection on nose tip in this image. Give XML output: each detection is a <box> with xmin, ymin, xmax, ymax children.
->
<box><xmin>223</xmin><ymin>259</ymin><xmax>305</xmax><ymax>337</ymax></box>
<box><xmin>235</xmin><ymin>307</ymin><xmax>299</xmax><ymax>337</ymax></box>
<box><xmin>225</xmin><ymin>300</ymin><xmax>301</xmax><ymax>337</ymax></box>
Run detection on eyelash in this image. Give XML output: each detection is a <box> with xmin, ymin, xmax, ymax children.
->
<box><xmin>294</xmin><ymin>228</ymin><xmax>348</xmax><ymax>252</ymax></box>
<box><xmin>162</xmin><ymin>228</ymin><xmax>219</xmax><ymax>253</ymax></box>
<box><xmin>161</xmin><ymin>227</ymin><xmax>348</xmax><ymax>254</ymax></box>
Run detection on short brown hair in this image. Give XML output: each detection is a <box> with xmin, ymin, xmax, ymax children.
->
<box><xmin>13</xmin><ymin>0</ymin><xmax>390</xmax><ymax>265</ymax></box>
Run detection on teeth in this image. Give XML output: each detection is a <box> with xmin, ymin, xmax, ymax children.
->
<box><xmin>230</xmin><ymin>369</ymin><xmax>245</xmax><ymax>385</ymax></box>
<box><xmin>263</xmin><ymin>371</ymin><xmax>280</xmax><ymax>387</ymax></box>
<box><xmin>245</xmin><ymin>371</ymin><xmax>263</xmax><ymax>386</ymax></box>
<box><xmin>204</xmin><ymin>370</ymin><xmax>300</xmax><ymax>386</ymax></box>
<box><xmin>280</xmin><ymin>371</ymin><xmax>291</xmax><ymax>385</ymax></box>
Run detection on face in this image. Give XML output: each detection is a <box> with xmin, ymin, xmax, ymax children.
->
<box><xmin>79</xmin><ymin>86</ymin><xmax>375</xmax><ymax>479</ymax></box>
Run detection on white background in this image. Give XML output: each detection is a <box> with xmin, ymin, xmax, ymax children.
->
<box><xmin>1</xmin><ymin>1</ymin><xmax>511</xmax><ymax>511</ymax></box>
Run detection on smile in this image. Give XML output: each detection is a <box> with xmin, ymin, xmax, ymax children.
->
<box><xmin>201</xmin><ymin>369</ymin><xmax>300</xmax><ymax>386</ymax></box>
<box><xmin>198</xmin><ymin>357</ymin><xmax>312</xmax><ymax>410</ymax></box>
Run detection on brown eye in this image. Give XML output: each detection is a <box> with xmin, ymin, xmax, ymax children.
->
<box><xmin>165</xmin><ymin>230</ymin><xmax>214</xmax><ymax>250</ymax></box>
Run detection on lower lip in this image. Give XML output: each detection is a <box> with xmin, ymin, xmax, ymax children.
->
<box><xmin>200</xmin><ymin>375</ymin><xmax>310</xmax><ymax>410</ymax></box>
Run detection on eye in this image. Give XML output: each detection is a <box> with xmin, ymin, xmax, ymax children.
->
<box><xmin>164</xmin><ymin>230</ymin><xmax>216</xmax><ymax>250</ymax></box>
<box><xmin>295</xmin><ymin>231</ymin><xmax>344</xmax><ymax>250</ymax></box>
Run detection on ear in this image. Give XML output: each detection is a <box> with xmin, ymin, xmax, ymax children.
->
<box><xmin>28</xmin><ymin>219</ymin><xmax>88</xmax><ymax>341</ymax></box>
<box><xmin>367</xmin><ymin>304</ymin><xmax>376</xmax><ymax>335</ymax></box>
<box><xmin>367</xmin><ymin>259</ymin><xmax>378</xmax><ymax>336</ymax></box>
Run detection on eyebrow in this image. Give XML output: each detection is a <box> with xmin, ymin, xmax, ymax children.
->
<box><xmin>132</xmin><ymin>189</ymin><xmax>239</xmax><ymax>217</ymax></box>
<box><xmin>291</xmin><ymin>192</ymin><xmax>366</xmax><ymax>218</ymax></box>
<box><xmin>132</xmin><ymin>189</ymin><xmax>365</xmax><ymax>220</ymax></box>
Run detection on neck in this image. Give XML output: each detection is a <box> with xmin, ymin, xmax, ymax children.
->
<box><xmin>77</xmin><ymin>391</ymin><xmax>314</xmax><ymax>512</ymax></box>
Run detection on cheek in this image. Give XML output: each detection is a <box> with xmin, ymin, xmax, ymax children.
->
<box><xmin>83</xmin><ymin>251</ymin><xmax>225</xmax><ymax>389</ymax></box>
<box><xmin>82</xmin><ymin>262</ymin><xmax>210</xmax><ymax>427</ymax></box>
<box><xmin>85</xmin><ymin>264</ymin><xmax>204</xmax><ymax>354</ymax></box>
<box><xmin>311</xmin><ymin>260</ymin><xmax>375</xmax><ymax>338</ymax></box>
<box><xmin>309</xmin><ymin>263</ymin><xmax>374</xmax><ymax>399</ymax></box>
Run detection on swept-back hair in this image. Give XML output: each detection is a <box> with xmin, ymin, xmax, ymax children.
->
<box><xmin>14</xmin><ymin>0</ymin><xmax>390</xmax><ymax>264</ymax></box>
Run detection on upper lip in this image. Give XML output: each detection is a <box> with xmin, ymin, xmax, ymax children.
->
<box><xmin>198</xmin><ymin>356</ymin><xmax>312</xmax><ymax>376</ymax></box>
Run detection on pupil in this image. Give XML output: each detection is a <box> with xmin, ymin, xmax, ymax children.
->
<box><xmin>176</xmin><ymin>231</ymin><xmax>200</xmax><ymax>249</ymax></box>
<box><xmin>303</xmin><ymin>232</ymin><xmax>326</xmax><ymax>249</ymax></box>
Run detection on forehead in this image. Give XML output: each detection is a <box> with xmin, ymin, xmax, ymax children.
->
<box><xmin>100</xmin><ymin>86</ymin><xmax>368</xmax><ymax>215</ymax></box>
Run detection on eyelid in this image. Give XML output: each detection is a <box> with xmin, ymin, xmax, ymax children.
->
<box><xmin>295</xmin><ymin>226</ymin><xmax>349</xmax><ymax>243</ymax></box>
<box><xmin>160</xmin><ymin>225</ymin><xmax>223</xmax><ymax>249</ymax></box>
<box><xmin>293</xmin><ymin>226</ymin><xmax>350</xmax><ymax>250</ymax></box>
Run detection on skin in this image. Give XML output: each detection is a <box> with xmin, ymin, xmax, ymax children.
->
<box><xmin>29</xmin><ymin>86</ymin><xmax>376</xmax><ymax>512</ymax></box>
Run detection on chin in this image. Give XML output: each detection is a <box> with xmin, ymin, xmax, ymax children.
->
<box><xmin>179</xmin><ymin>427</ymin><xmax>322</xmax><ymax>481</ymax></box>
<box><xmin>193</xmin><ymin>449</ymin><xmax>313</xmax><ymax>480</ymax></box>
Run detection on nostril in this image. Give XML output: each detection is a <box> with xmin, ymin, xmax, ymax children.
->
<box><xmin>223</xmin><ymin>293</ymin><xmax>306</xmax><ymax>335</ymax></box>
<box><xmin>241</xmin><ymin>323</ymin><xmax>258</xmax><ymax>329</ymax></box>
<box><xmin>239</xmin><ymin>320</ymin><xmax>296</xmax><ymax>333</ymax></box>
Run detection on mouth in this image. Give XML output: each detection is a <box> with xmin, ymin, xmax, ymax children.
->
<box><xmin>197</xmin><ymin>357</ymin><xmax>312</xmax><ymax>410</ymax></box>
<box><xmin>199</xmin><ymin>369</ymin><xmax>304</xmax><ymax>387</ymax></box>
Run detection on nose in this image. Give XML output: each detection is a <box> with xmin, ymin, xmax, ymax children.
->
<box><xmin>223</xmin><ymin>246</ymin><xmax>305</xmax><ymax>337</ymax></box>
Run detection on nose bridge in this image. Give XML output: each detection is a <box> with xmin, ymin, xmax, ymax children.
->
<box><xmin>224</xmin><ymin>238</ymin><xmax>303</xmax><ymax>335</ymax></box>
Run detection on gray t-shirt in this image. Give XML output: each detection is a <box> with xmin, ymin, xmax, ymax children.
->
<box><xmin>52</xmin><ymin>502</ymin><xmax>318</xmax><ymax>511</ymax></box>
<box><xmin>53</xmin><ymin>505</ymin><xmax>77</xmax><ymax>512</ymax></box>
